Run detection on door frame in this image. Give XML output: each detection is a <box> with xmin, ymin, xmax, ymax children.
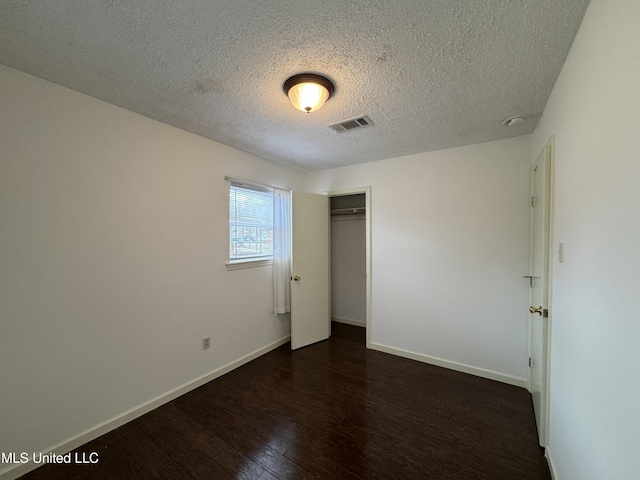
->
<box><xmin>328</xmin><ymin>186</ymin><xmax>372</xmax><ymax>348</ymax></box>
<box><xmin>528</xmin><ymin>136</ymin><xmax>555</xmax><ymax>447</ymax></box>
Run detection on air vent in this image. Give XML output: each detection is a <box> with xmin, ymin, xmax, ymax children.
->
<box><xmin>328</xmin><ymin>116</ymin><xmax>373</xmax><ymax>132</ymax></box>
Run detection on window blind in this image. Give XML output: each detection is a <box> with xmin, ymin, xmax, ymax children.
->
<box><xmin>228</xmin><ymin>180</ymin><xmax>274</xmax><ymax>261</ymax></box>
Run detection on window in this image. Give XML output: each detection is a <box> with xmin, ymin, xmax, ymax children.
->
<box><xmin>228</xmin><ymin>181</ymin><xmax>274</xmax><ymax>265</ymax></box>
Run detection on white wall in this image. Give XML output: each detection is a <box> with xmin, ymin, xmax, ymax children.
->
<box><xmin>331</xmin><ymin>216</ymin><xmax>366</xmax><ymax>324</ymax></box>
<box><xmin>307</xmin><ymin>136</ymin><xmax>532</xmax><ymax>382</ymax></box>
<box><xmin>0</xmin><ymin>65</ymin><xmax>303</xmax><ymax>474</ymax></box>
<box><xmin>532</xmin><ymin>1</ymin><xmax>640</xmax><ymax>478</ymax></box>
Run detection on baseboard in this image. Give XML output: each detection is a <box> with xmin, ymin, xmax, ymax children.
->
<box><xmin>331</xmin><ymin>316</ymin><xmax>366</xmax><ymax>327</ymax></box>
<box><xmin>546</xmin><ymin>445</ymin><xmax>558</xmax><ymax>480</ymax></box>
<box><xmin>369</xmin><ymin>342</ymin><xmax>527</xmax><ymax>388</ymax></box>
<box><xmin>0</xmin><ymin>335</ymin><xmax>290</xmax><ymax>480</ymax></box>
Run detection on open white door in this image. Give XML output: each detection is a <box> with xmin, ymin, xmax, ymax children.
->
<box><xmin>291</xmin><ymin>191</ymin><xmax>330</xmax><ymax>350</ymax></box>
<box><xmin>528</xmin><ymin>140</ymin><xmax>553</xmax><ymax>446</ymax></box>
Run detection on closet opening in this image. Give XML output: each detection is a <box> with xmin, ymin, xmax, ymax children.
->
<box><xmin>329</xmin><ymin>191</ymin><xmax>369</xmax><ymax>346</ymax></box>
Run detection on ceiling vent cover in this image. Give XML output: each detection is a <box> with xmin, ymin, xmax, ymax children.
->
<box><xmin>329</xmin><ymin>116</ymin><xmax>373</xmax><ymax>132</ymax></box>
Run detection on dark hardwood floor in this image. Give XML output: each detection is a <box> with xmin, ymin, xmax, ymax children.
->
<box><xmin>22</xmin><ymin>323</ymin><xmax>550</xmax><ymax>479</ymax></box>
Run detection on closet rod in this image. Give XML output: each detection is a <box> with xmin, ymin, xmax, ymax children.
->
<box><xmin>330</xmin><ymin>207</ymin><xmax>366</xmax><ymax>216</ymax></box>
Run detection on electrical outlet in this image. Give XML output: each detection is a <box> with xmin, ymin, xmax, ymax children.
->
<box><xmin>202</xmin><ymin>336</ymin><xmax>210</xmax><ymax>350</ymax></box>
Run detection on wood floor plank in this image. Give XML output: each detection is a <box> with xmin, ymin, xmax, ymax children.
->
<box><xmin>136</xmin><ymin>405</ymin><xmax>265</xmax><ymax>480</ymax></box>
<box><xmin>21</xmin><ymin>324</ymin><xmax>550</xmax><ymax>479</ymax></box>
<box><xmin>22</xmin><ymin>425</ymin><xmax>191</xmax><ymax>480</ymax></box>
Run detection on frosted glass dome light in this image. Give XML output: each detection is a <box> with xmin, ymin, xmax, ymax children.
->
<box><xmin>283</xmin><ymin>74</ymin><xmax>335</xmax><ymax>113</ymax></box>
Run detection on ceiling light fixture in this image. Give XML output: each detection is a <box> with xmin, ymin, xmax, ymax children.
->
<box><xmin>283</xmin><ymin>73</ymin><xmax>335</xmax><ymax>113</ymax></box>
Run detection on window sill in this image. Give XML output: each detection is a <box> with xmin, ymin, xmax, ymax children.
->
<box><xmin>226</xmin><ymin>259</ymin><xmax>273</xmax><ymax>271</ymax></box>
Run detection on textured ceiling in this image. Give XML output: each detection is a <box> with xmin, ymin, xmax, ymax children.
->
<box><xmin>0</xmin><ymin>0</ymin><xmax>590</xmax><ymax>171</ymax></box>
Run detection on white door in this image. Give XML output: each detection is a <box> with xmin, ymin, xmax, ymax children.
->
<box><xmin>291</xmin><ymin>191</ymin><xmax>330</xmax><ymax>350</ymax></box>
<box><xmin>529</xmin><ymin>141</ymin><xmax>553</xmax><ymax>446</ymax></box>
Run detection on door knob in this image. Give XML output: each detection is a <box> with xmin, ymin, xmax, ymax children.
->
<box><xmin>529</xmin><ymin>306</ymin><xmax>543</xmax><ymax>315</ymax></box>
<box><xmin>293</xmin><ymin>275</ymin><xmax>301</xmax><ymax>281</ymax></box>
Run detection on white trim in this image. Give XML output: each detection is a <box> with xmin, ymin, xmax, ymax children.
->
<box><xmin>544</xmin><ymin>135</ymin><xmax>555</xmax><ymax>448</ymax></box>
<box><xmin>226</xmin><ymin>258</ymin><xmax>273</xmax><ymax>270</ymax></box>
<box><xmin>327</xmin><ymin>186</ymin><xmax>372</xmax><ymax>348</ymax></box>
<box><xmin>224</xmin><ymin>175</ymin><xmax>275</xmax><ymax>192</ymax></box>
<box><xmin>546</xmin><ymin>445</ymin><xmax>559</xmax><ymax>480</ymax></box>
<box><xmin>370</xmin><ymin>342</ymin><xmax>528</xmax><ymax>388</ymax></box>
<box><xmin>331</xmin><ymin>316</ymin><xmax>366</xmax><ymax>327</ymax></box>
<box><xmin>0</xmin><ymin>336</ymin><xmax>290</xmax><ymax>480</ymax></box>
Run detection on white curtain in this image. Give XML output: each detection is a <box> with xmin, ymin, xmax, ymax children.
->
<box><xmin>273</xmin><ymin>188</ymin><xmax>292</xmax><ymax>314</ymax></box>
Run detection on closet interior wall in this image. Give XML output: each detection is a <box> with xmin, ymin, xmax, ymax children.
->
<box><xmin>330</xmin><ymin>194</ymin><xmax>366</xmax><ymax>328</ymax></box>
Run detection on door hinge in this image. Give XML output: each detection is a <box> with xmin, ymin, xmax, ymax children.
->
<box><xmin>529</xmin><ymin>357</ymin><xmax>533</xmax><ymax>368</ymax></box>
